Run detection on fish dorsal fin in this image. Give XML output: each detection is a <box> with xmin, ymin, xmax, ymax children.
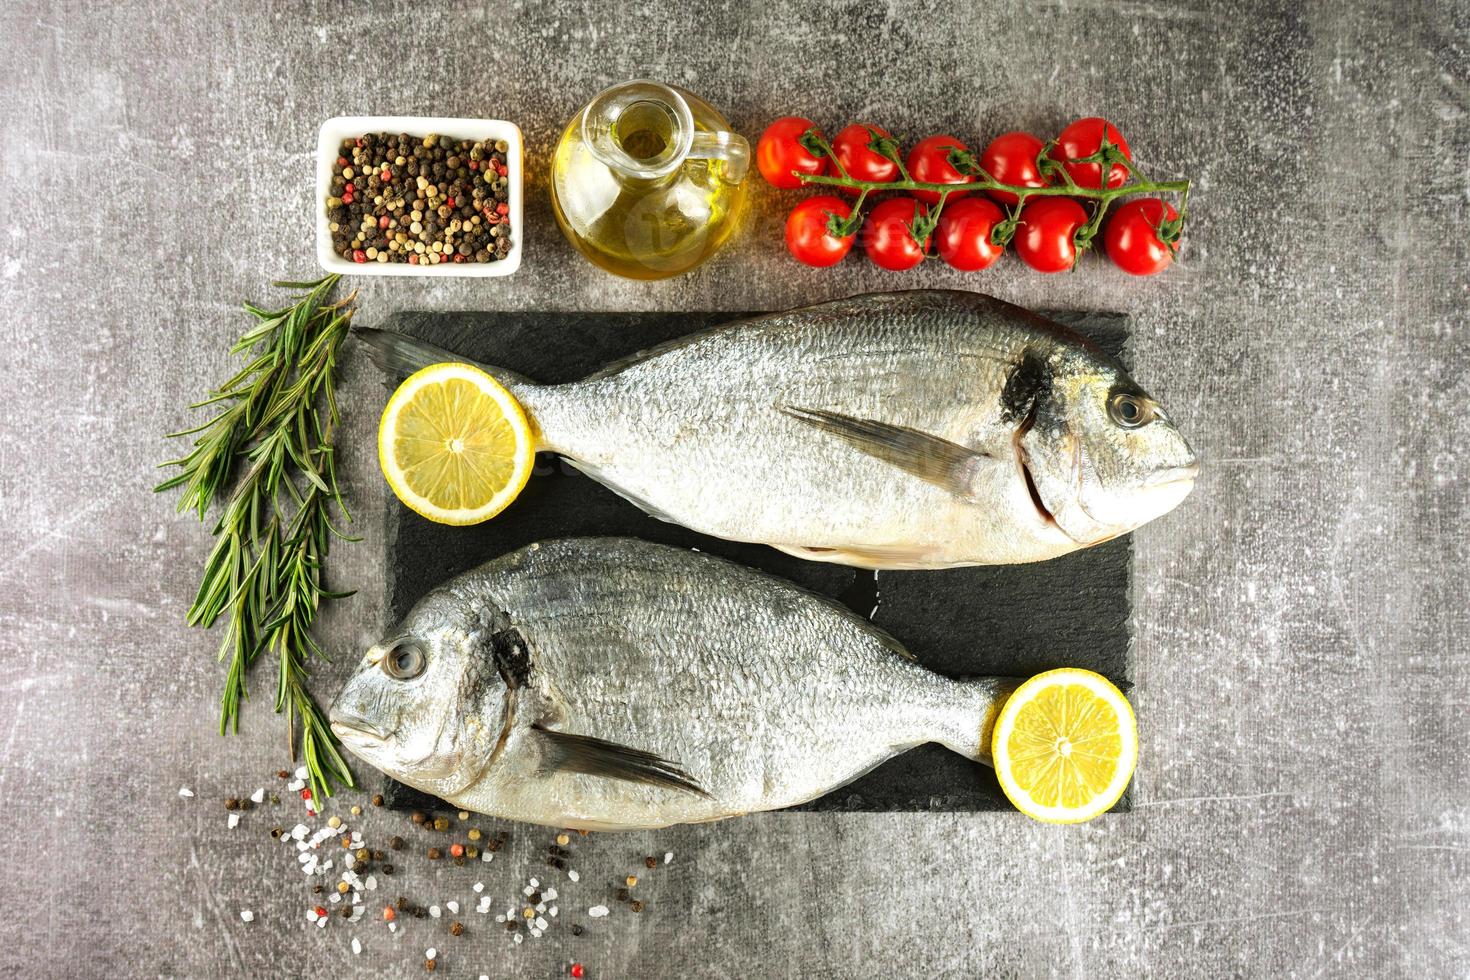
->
<box><xmin>532</xmin><ymin>724</ymin><xmax>710</xmax><ymax>797</ymax></box>
<box><xmin>779</xmin><ymin>406</ymin><xmax>994</xmax><ymax>498</ymax></box>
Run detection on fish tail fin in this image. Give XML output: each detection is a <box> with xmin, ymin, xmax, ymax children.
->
<box><xmin>934</xmin><ymin>676</ymin><xmax>1023</xmax><ymax>766</ymax></box>
<box><xmin>352</xmin><ymin>326</ymin><xmax>535</xmax><ymax>390</ymax></box>
<box><xmin>353</xmin><ymin>326</ymin><xmax>567</xmax><ymax>450</ymax></box>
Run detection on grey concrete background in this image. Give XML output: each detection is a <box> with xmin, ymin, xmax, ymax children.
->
<box><xmin>1</xmin><ymin>1</ymin><xmax>1465</xmax><ymax>977</ymax></box>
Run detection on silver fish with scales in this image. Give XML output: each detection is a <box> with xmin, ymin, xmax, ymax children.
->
<box><xmin>359</xmin><ymin>290</ymin><xmax>1198</xmax><ymax>568</ymax></box>
<box><xmin>330</xmin><ymin>537</ymin><xmax>1021</xmax><ymax>830</ymax></box>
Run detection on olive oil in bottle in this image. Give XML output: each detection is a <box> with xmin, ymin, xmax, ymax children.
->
<box><xmin>550</xmin><ymin>80</ymin><xmax>750</xmax><ymax>280</ymax></box>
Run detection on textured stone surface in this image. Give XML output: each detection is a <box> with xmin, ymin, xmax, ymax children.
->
<box><xmin>1</xmin><ymin>1</ymin><xmax>1466</xmax><ymax>977</ymax></box>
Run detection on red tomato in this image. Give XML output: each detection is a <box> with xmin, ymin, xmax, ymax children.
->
<box><xmin>1054</xmin><ymin>117</ymin><xmax>1131</xmax><ymax>190</ymax></box>
<box><xmin>979</xmin><ymin>131</ymin><xmax>1051</xmax><ymax>206</ymax></box>
<box><xmin>1014</xmin><ymin>198</ymin><xmax>1089</xmax><ymax>273</ymax></box>
<box><xmin>907</xmin><ymin>135</ymin><xmax>973</xmax><ymax>204</ymax></box>
<box><xmin>862</xmin><ymin>197</ymin><xmax>929</xmax><ymax>271</ymax></box>
<box><xmin>756</xmin><ymin>116</ymin><xmax>827</xmax><ymax>190</ymax></box>
<box><xmin>1104</xmin><ymin>198</ymin><xmax>1179</xmax><ymax>275</ymax></box>
<box><xmin>784</xmin><ymin>195</ymin><xmax>856</xmax><ymax>268</ymax></box>
<box><xmin>831</xmin><ymin>123</ymin><xmax>900</xmax><ymax>195</ymax></box>
<box><xmin>935</xmin><ymin>197</ymin><xmax>1006</xmax><ymax>271</ymax></box>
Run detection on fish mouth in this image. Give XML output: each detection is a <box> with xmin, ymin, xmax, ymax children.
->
<box><xmin>1146</xmin><ymin>460</ymin><xmax>1201</xmax><ymax>488</ymax></box>
<box><xmin>330</xmin><ymin>718</ymin><xmax>390</xmax><ymax>744</ymax></box>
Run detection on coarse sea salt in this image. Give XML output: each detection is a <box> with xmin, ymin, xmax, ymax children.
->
<box><xmin>513</xmin><ymin>934</ymin><xmax>523</xmax><ymax>945</ymax></box>
<box><xmin>588</xmin><ymin>905</ymin><xmax>609</xmax><ymax>918</ymax></box>
<box><xmin>480</xmin><ymin>850</ymin><xmax>494</xmax><ymax>863</ymax></box>
<box><xmin>474</xmin><ymin>882</ymin><xmax>485</xmax><ymax>893</ymax></box>
<box><xmin>429</xmin><ymin>905</ymin><xmax>441</xmax><ymax>918</ymax></box>
<box><xmin>567</xmin><ymin>870</ymin><xmax>580</xmax><ymax>882</ymax></box>
<box><xmin>664</xmin><ymin>851</ymin><xmax>674</xmax><ymax>864</ymax></box>
<box><xmin>446</xmin><ymin>901</ymin><xmax>459</xmax><ymax>914</ymax></box>
<box><xmin>351</xmin><ymin>938</ymin><xmax>361</xmax><ymax>955</ymax></box>
<box><xmin>295</xmin><ymin>766</ymin><xmax>309</xmax><ymax>780</ymax></box>
<box><xmin>227</xmin><ymin>813</ymin><xmax>240</xmax><ymax>829</ymax></box>
<box><xmin>239</xmin><ymin>910</ymin><xmax>254</xmax><ymax>923</ymax></box>
<box><xmin>250</xmin><ymin>788</ymin><xmax>265</xmax><ymax>804</ymax></box>
<box><xmin>543</xmin><ymin>887</ymin><xmax>558</xmax><ymax>901</ymax></box>
<box><xmin>426</xmin><ymin>947</ymin><xmax>437</xmax><ymax>960</ymax></box>
<box><xmin>178</xmin><ymin>787</ymin><xmax>194</xmax><ymax>798</ymax></box>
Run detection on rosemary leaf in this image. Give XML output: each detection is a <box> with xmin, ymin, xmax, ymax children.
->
<box><xmin>158</xmin><ymin>273</ymin><xmax>357</xmax><ymax>801</ymax></box>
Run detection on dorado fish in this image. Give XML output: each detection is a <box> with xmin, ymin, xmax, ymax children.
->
<box><xmin>358</xmin><ymin>290</ymin><xmax>1197</xmax><ymax>568</ymax></box>
<box><xmin>330</xmin><ymin>537</ymin><xmax>1023</xmax><ymax>830</ymax></box>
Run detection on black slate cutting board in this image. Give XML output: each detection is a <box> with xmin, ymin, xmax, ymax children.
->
<box><xmin>378</xmin><ymin>308</ymin><xmax>1133</xmax><ymax>814</ymax></box>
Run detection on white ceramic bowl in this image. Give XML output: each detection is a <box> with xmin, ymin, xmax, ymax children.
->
<box><xmin>315</xmin><ymin>115</ymin><xmax>523</xmax><ymax>277</ymax></box>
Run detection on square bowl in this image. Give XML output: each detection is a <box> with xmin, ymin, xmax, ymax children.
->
<box><xmin>315</xmin><ymin>115</ymin><xmax>523</xmax><ymax>277</ymax></box>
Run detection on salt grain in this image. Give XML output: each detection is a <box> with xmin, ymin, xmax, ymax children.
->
<box><xmin>495</xmin><ymin>914</ymin><xmax>506</xmax><ymax>923</ymax></box>
<box><xmin>351</xmin><ymin>938</ymin><xmax>361</xmax><ymax>955</ymax></box>
<box><xmin>664</xmin><ymin>851</ymin><xmax>674</xmax><ymax>864</ymax></box>
<box><xmin>588</xmin><ymin>905</ymin><xmax>609</xmax><ymax>918</ymax></box>
<box><xmin>543</xmin><ymin>888</ymin><xmax>557</xmax><ymax>901</ymax></box>
<box><xmin>529</xmin><ymin>878</ymin><xmax>539</xmax><ymax>888</ymax></box>
<box><xmin>239</xmin><ymin>910</ymin><xmax>254</xmax><ymax>923</ymax></box>
<box><xmin>250</xmin><ymin>788</ymin><xmax>265</xmax><ymax>804</ymax></box>
<box><xmin>178</xmin><ymin>787</ymin><xmax>194</xmax><ymax>798</ymax></box>
<box><xmin>227</xmin><ymin>813</ymin><xmax>240</xmax><ymax>829</ymax></box>
<box><xmin>429</xmin><ymin>905</ymin><xmax>441</xmax><ymax>918</ymax></box>
<box><xmin>567</xmin><ymin>870</ymin><xmax>580</xmax><ymax>882</ymax></box>
<box><xmin>426</xmin><ymin>947</ymin><xmax>438</xmax><ymax>959</ymax></box>
<box><xmin>446</xmin><ymin>901</ymin><xmax>459</xmax><ymax>914</ymax></box>
<box><xmin>513</xmin><ymin>934</ymin><xmax>523</xmax><ymax>945</ymax></box>
<box><xmin>474</xmin><ymin>882</ymin><xmax>485</xmax><ymax>893</ymax></box>
<box><xmin>389</xmin><ymin>921</ymin><xmax>398</xmax><ymax>933</ymax></box>
<box><xmin>535</xmin><ymin>916</ymin><xmax>548</xmax><ymax>930</ymax></box>
<box><xmin>480</xmin><ymin>850</ymin><xmax>494</xmax><ymax>863</ymax></box>
<box><xmin>295</xmin><ymin>766</ymin><xmax>309</xmax><ymax>780</ymax></box>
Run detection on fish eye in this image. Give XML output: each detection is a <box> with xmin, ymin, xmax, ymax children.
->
<box><xmin>382</xmin><ymin>641</ymin><xmax>426</xmax><ymax>680</ymax></box>
<box><xmin>1108</xmin><ymin>392</ymin><xmax>1154</xmax><ymax>429</ymax></box>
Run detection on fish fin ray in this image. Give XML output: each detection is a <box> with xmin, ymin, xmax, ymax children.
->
<box><xmin>771</xmin><ymin>542</ymin><xmax>958</xmax><ymax>572</ymax></box>
<box><xmin>353</xmin><ymin>327</ymin><xmax>534</xmax><ymax>390</ymax></box>
<box><xmin>779</xmin><ymin>406</ymin><xmax>991</xmax><ymax>497</ymax></box>
<box><xmin>532</xmin><ymin>724</ymin><xmax>711</xmax><ymax>798</ymax></box>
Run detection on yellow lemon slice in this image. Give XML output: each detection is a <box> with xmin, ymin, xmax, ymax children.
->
<box><xmin>378</xmin><ymin>363</ymin><xmax>534</xmax><ymax>525</ymax></box>
<box><xmin>992</xmin><ymin>668</ymin><xmax>1137</xmax><ymax>824</ymax></box>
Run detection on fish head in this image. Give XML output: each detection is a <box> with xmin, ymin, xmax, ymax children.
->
<box><xmin>330</xmin><ymin>589</ymin><xmax>507</xmax><ymax>797</ymax></box>
<box><xmin>1018</xmin><ymin>350</ymin><xmax>1197</xmax><ymax>545</ymax></box>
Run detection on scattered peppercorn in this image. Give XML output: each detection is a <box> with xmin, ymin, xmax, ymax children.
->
<box><xmin>313</xmin><ymin>885</ymin><xmax>325</xmax><ymax>895</ymax></box>
<box><xmin>340</xmin><ymin>907</ymin><xmax>353</xmax><ymax>919</ymax></box>
<box><xmin>384</xmin><ymin>907</ymin><xmax>397</xmax><ymax>922</ymax></box>
<box><xmin>571</xmin><ymin>963</ymin><xmax>585</xmax><ymax>978</ymax></box>
<box><xmin>390</xmin><ymin>836</ymin><xmax>405</xmax><ymax>850</ymax></box>
<box><xmin>357</xmin><ymin>848</ymin><xmax>371</xmax><ymax>862</ymax></box>
<box><xmin>372</xmin><ymin>794</ymin><xmax>385</xmax><ymax>807</ymax></box>
<box><xmin>433</xmin><ymin>816</ymin><xmax>450</xmax><ymax>832</ymax></box>
<box><xmin>458</xmin><ymin>811</ymin><xmax>469</xmax><ymax>821</ymax></box>
<box><xmin>449</xmin><ymin>921</ymin><xmax>464</xmax><ymax>936</ymax></box>
<box><xmin>630</xmin><ymin>900</ymin><xmax>645</xmax><ymax>913</ymax></box>
<box><xmin>225</xmin><ymin>798</ymin><xmax>239</xmax><ymax>811</ymax></box>
<box><xmin>337</xmin><ymin>882</ymin><xmax>350</xmax><ymax>894</ymax></box>
<box><xmin>626</xmin><ymin>875</ymin><xmax>639</xmax><ymax>888</ymax></box>
<box><xmin>570</xmin><ymin>924</ymin><xmax>584</xmax><ymax>937</ymax></box>
<box><xmin>397</xmin><ymin>897</ymin><xmax>409</xmax><ymax>910</ymax></box>
<box><xmin>373</xmin><ymin>849</ymin><xmax>386</xmax><ymax>861</ymax></box>
<box><xmin>529</xmin><ymin>891</ymin><xmax>542</xmax><ymax>904</ymax></box>
<box><xmin>645</xmin><ymin>856</ymin><xmax>658</xmax><ymax>869</ymax></box>
<box><xmin>468</xmin><ymin>829</ymin><xmax>482</xmax><ymax>841</ymax></box>
<box><xmin>382</xmin><ymin>864</ymin><xmax>395</xmax><ymax>876</ymax></box>
<box><xmin>498</xmin><ymin>830</ymin><xmax>510</xmax><ymax>841</ymax></box>
<box><xmin>427</xmin><ymin>847</ymin><xmax>443</xmax><ymax>860</ymax></box>
<box><xmin>556</xmin><ymin>833</ymin><xmax>570</xmax><ymax>846</ymax></box>
<box><xmin>351</xmin><ymin>805</ymin><xmax>362</xmax><ymax>816</ymax></box>
<box><xmin>277</xmin><ymin>769</ymin><xmax>290</xmax><ymax>779</ymax></box>
<box><xmin>506</xmin><ymin>921</ymin><xmax>519</xmax><ymax>932</ymax></box>
<box><xmin>466</xmin><ymin>846</ymin><xmax>480</xmax><ymax>859</ymax></box>
<box><xmin>523</xmin><ymin>908</ymin><xmax>536</xmax><ymax>919</ymax></box>
<box><xmin>314</xmin><ymin>906</ymin><xmax>328</xmax><ymax>918</ymax></box>
<box><xmin>270</xmin><ymin>827</ymin><xmax>282</xmax><ymax>839</ymax></box>
<box><xmin>411</xmin><ymin>811</ymin><xmax>428</xmax><ymax>825</ymax></box>
<box><xmin>616</xmin><ymin>888</ymin><xmax>630</xmax><ymax>902</ymax></box>
<box><xmin>270</xmin><ymin>794</ymin><xmax>280</xmax><ymax>805</ymax></box>
<box><xmin>425</xmin><ymin>959</ymin><xmax>436</xmax><ymax>972</ymax></box>
<box><xmin>239</xmin><ymin>800</ymin><xmax>254</xmax><ymax>811</ymax></box>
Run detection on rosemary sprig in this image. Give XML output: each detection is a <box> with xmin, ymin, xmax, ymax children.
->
<box><xmin>156</xmin><ymin>274</ymin><xmax>358</xmax><ymax>802</ymax></box>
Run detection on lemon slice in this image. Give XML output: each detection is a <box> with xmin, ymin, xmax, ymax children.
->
<box><xmin>378</xmin><ymin>363</ymin><xmax>534</xmax><ymax>525</ymax></box>
<box><xmin>992</xmin><ymin>668</ymin><xmax>1137</xmax><ymax>824</ymax></box>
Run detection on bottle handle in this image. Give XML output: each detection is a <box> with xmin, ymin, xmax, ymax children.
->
<box><xmin>687</xmin><ymin>130</ymin><xmax>750</xmax><ymax>184</ymax></box>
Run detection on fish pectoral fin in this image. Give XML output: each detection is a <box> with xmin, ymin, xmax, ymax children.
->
<box><xmin>532</xmin><ymin>724</ymin><xmax>711</xmax><ymax>798</ymax></box>
<box><xmin>772</xmin><ymin>542</ymin><xmax>939</xmax><ymax>573</ymax></box>
<box><xmin>779</xmin><ymin>406</ymin><xmax>991</xmax><ymax>497</ymax></box>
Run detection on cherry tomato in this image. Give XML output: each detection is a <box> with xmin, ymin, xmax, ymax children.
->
<box><xmin>1014</xmin><ymin>198</ymin><xmax>1089</xmax><ymax>273</ymax></box>
<box><xmin>1104</xmin><ymin>198</ymin><xmax>1179</xmax><ymax>276</ymax></box>
<box><xmin>757</xmin><ymin>116</ymin><xmax>827</xmax><ymax>190</ymax></box>
<box><xmin>935</xmin><ymin>197</ymin><xmax>1006</xmax><ymax>272</ymax></box>
<box><xmin>831</xmin><ymin>123</ymin><xmax>900</xmax><ymax>195</ymax></box>
<box><xmin>907</xmin><ymin>135</ymin><xmax>973</xmax><ymax>204</ymax></box>
<box><xmin>785</xmin><ymin>195</ymin><xmax>856</xmax><ymax>268</ymax></box>
<box><xmin>1055</xmin><ymin>117</ymin><xmax>1132</xmax><ymax>190</ymax></box>
<box><xmin>979</xmin><ymin>131</ymin><xmax>1051</xmax><ymax>206</ymax></box>
<box><xmin>863</xmin><ymin>197</ymin><xmax>929</xmax><ymax>271</ymax></box>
